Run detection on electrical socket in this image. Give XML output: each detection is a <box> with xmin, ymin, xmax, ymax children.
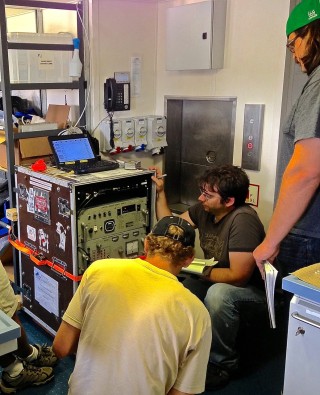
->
<box><xmin>246</xmin><ymin>184</ymin><xmax>259</xmax><ymax>207</ymax></box>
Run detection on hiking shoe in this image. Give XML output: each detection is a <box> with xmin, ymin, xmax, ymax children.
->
<box><xmin>0</xmin><ymin>363</ymin><xmax>54</xmax><ymax>393</ymax></box>
<box><xmin>205</xmin><ymin>363</ymin><xmax>230</xmax><ymax>391</ymax></box>
<box><xmin>30</xmin><ymin>344</ymin><xmax>58</xmax><ymax>367</ymax></box>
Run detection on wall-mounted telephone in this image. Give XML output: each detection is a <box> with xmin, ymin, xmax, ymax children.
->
<box><xmin>104</xmin><ymin>77</ymin><xmax>130</xmax><ymax>112</ymax></box>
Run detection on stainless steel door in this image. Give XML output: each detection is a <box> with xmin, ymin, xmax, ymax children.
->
<box><xmin>165</xmin><ymin>97</ymin><xmax>236</xmax><ymax>211</ymax></box>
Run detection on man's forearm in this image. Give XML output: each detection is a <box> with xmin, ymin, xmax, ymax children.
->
<box><xmin>53</xmin><ymin>320</ymin><xmax>80</xmax><ymax>359</ymax></box>
<box><xmin>207</xmin><ymin>267</ymin><xmax>248</xmax><ymax>286</ymax></box>
<box><xmin>156</xmin><ymin>190</ymin><xmax>172</xmax><ymax>219</ymax></box>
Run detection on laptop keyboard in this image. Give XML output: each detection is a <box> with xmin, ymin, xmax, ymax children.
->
<box><xmin>61</xmin><ymin>160</ymin><xmax>119</xmax><ymax>174</ymax></box>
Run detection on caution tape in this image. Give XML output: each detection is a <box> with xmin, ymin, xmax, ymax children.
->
<box><xmin>9</xmin><ymin>237</ymin><xmax>82</xmax><ymax>282</ymax></box>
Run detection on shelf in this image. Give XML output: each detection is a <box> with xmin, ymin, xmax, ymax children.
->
<box><xmin>7</xmin><ymin>81</ymin><xmax>81</xmax><ymax>91</ymax></box>
<box><xmin>5</xmin><ymin>0</ymin><xmax>77</xmax><ymax>11</ymax></box>
<box><xmin>0</xmin><ymin>0</ymin><xmax>86</xmax><ymax>287</ymax></box>
<box><xmin>14</xmin><ymin>129</ymin><xmax>64</xmax><ymax>139</ymax></box>
<box><xmin>8</xmin><ymin>43</ymin><xmax>73</xmax><ymax>51</ymax></box>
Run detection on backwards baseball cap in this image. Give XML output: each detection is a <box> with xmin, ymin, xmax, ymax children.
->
<box><xmin>151</xmin><ymin>216</ymin><xmax>195</xmax><ymax>247</ymax></box>
<box><xmin>286</xmin><ymin>0</ymin><xmax>320</xmax><ymax>36</ymax></box>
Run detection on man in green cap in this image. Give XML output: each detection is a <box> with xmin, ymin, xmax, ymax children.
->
<box><xmin>254</xmin><ymin>0</ymin><xmax>320</xmax><ymax>280</ymax></box>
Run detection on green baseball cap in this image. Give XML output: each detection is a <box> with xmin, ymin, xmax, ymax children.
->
<box><xmin>286</xmin><ymin>0</ymin><xmax>320</xmax><ymax>36</ymax></box>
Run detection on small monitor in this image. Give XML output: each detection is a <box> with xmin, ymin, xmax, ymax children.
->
<box><xmin>48</xmin><ymin>134</ymin><xmax>96</xmax><ymax>164</ymax></box>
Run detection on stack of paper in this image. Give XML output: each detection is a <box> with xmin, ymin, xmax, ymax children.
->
<box><xmin>264</xmin><ymin>261</ymin><xmax>278</xmax><ymax>329</ymax></box>
<box><xmin>182</xmin><ymin>257</ymin><xmax>218</xmax><ymax>275</ymax></box>
<box><xmin>292</xmin><ymin>262</ymin><xmax>320</xmax><ymax>288</ymax></box>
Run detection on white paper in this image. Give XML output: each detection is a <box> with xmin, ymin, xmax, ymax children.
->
<box><xmin>131</xmin><ymin>56</ymin><xmax>142</xmax><ymax>97</ymax></box>
<box><xmin>183</xmin><ymin>257</ymin><xmax>218</xmax><ymax>275</ymax></box>
<box><xmin>264</xmin><ymin>261</ymin><xmax>278</xmax><ymax>329</ymax></box>
<box><xmin>34</xmin><ymin>267</ymin><xmax>59</xmax><ymax>317</ymax></box>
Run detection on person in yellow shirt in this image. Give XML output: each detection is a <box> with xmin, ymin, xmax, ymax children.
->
<box><xmin>53</xmin><ymin>216</ymin><xmax>212</xmax><ymax>395</ymax></box>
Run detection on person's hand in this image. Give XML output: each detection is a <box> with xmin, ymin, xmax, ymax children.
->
<box><xmin>253</xmin><ymin>240</ymin><xmax>280</xmax><ymax>279</ymax></box>
<box><xmin>149</xmin><ymin>166</ymin><xmax>165</xmax><ymax>194</ymax></box>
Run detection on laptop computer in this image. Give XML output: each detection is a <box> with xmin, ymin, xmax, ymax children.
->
<box><xmin>48</xmin><ymin>134</ymin><xmax>119</xmax><ymax>174</ymax></box>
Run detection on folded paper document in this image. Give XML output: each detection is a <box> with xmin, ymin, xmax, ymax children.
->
<box><xmin>183</xmin><ymin>257</ymin><xmax>218</xmax><ymax>276</ymax></box>
<box><xmin>264</xmin><ymin>261</ymin><xmax>278</xmax><ymax>329</ymax></box>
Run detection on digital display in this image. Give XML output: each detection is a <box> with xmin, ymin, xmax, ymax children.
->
<box><xmin>122</xmin><ymin>204</ymin><xmax>135</xmax><ymax>214</ymax></box>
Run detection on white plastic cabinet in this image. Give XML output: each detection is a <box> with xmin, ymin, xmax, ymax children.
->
<box><xmin>282</xmin><ymin>277</ymin><xmax>320</xmax><ymax>395</ymax></box>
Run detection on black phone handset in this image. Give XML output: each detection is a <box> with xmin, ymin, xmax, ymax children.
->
<box><xmin>104</xmin><ymin>76</ymin><xmax>130</xmax><ymax>149</ymax></box>
<box><xmin>104</xmin><ymin>78</ymin><xmax>117</xmax><ymax>112</ymax></box>
<box><xmin>104</xmin><ymin>77</ymin><xmax>130</xmax><ymax>113</ymax></box>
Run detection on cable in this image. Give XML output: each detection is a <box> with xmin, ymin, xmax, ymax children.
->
<box><xmin>61</xmin><ymin>0</ymin><xmax>91</xmax><ymax>130</ymax></box>
<box><xmin>74</xmin><ymin>0</ymin><xmax>91</xmax><ymax>129</ymax></box>
<box><xmin>91</xmin><ymin>115</ymin><xmax>109</xmax><ymax>135</ymax></box>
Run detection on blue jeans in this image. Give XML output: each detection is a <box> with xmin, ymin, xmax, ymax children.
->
<box><xmin>181</xmin><ymin>276</ymin><xmax>267</xmax><ymax>372</ymax></box>
<box><xmin>204</xmin><ymin>283</ymin><xmax>266</xmax><ymax>372</ymax></box>
<box><xmin>277</xmin><ymin>233</ymin><xmax>320</xmax><ymax>277</ymax></box>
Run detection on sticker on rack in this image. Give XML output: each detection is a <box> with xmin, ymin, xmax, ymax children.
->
<box><xmin>51</xmin><ymin>257</ymin><xmax>68</xmax><ymax>278</ymax></box>
<box><xmin>27</xmin><ymin>225</ymin><xmax>37</xmax><ymax>242</ymax></box>
<box><xmin>58</xmin><ymin>198</ymin><xmax>71</xmax><ymax>217</ymax></box>
<box><xmin>38</xmin><ymin>228</ymin><xmax>49</xmax><ymax>253</ymax></box>
<box><xmin>56</xmin><ymin>222</ymin><xmax>66</xmax><ymax>251</ymax></box>
<box><xmin>34</xmin><ymin>187</ymin><xmax>51</xmax><ymax>225</ymax></box>
<box><xmin>18</xmin><ymin>184</ymin><xmax>29</xmax><ymax>201</ymax></box>
<box><xmin>24</xmin><ymin>240</ymin><xmax>36</xmax><ymax>252</ymax></box>
<box><xmin>27</xmin><ymin>188</ymin><xmax>35</xmax><ymax>213</ymax></box>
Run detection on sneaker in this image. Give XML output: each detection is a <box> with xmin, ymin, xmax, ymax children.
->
<box><xmin>205</xmin><ymin>363</ymin><xmax>230</xmax><ymax>391</ymax></box>
<box><xmin>0</xmin><ymin>363</ymin><xmax>54</xmax><ymax>393</ymax></box>
<box><xmin>30</xmin><ymin>344</ymin><xmax>58</xmax><ymax>367</ymax></box>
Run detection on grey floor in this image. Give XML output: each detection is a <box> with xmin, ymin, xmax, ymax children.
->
<box><xmin>10</xmin><ymin>310</ymin><xmax>286</xmax><ymax>395</ymax></box>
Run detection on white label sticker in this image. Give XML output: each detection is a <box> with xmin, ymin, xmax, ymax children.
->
<box><xmin>27</xmin><ymin>188</ymin><xmax>35</xmax><ymax>213</ymax></box>
<box><xmin>34</xmin><ymin>268</ymin><xmax>59</xmax><ymax>316</ymax></box>
<box><xmin>27</xmin><ymin>225</ymin><xmax>36</xmax><ymax>242</ymax></box>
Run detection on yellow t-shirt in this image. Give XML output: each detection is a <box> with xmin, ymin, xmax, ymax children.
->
<box><xmin>63</xmin><ymin>258</ymin><xmax>211</xmax><ymax>395</ymax></box>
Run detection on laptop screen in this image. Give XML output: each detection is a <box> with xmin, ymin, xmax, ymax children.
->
<box><xmin>49</xmin><ymin>135</ymin><xmax>96</xmax><ymax>163</ymax></box>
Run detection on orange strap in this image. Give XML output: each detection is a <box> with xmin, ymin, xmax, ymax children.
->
<box><xmin>9</xmin><ymin>237</ymin><xmax>82</xmax><ymax>282</ymax></box>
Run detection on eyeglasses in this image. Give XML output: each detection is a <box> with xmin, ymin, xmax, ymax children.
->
<box><xmin>199</xmin><ymin>186</ymin><xmax>219</xmax><ymax>201</ymax></box>
<box><xmin>286</xmin><ymin>35</ymin><xmax>299</xmax><ymax>53</ymax></box>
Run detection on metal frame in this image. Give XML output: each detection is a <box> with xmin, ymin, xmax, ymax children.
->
<box><xmin>0</xmin><ymin>0</ymin><xmax>87</xmax><ymax>285</ymax></box>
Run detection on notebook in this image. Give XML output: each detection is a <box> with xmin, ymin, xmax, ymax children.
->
<box><xmin>48</xmin><ymin>134</ymin><xmax>119</xmax><ymax>174</ymax></box>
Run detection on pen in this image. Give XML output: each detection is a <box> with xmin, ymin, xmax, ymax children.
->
<box><xmin>157</xmin><ymin>174</ymin><xmax>167</xmax><ymax>179</ymax></box>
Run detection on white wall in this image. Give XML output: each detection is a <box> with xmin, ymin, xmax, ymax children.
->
<box><xmin>155</xmin><ymin>0</ymin><xmax>290</xmax><ymax>227</ymax></box>
<box><xmin>89</xmin><ymin>0</ymin><xmax>162</xmax><ymax>168</ymax></box>
<box><xmin>91</xmin><ymin>0</ymin><xmax>290</xmax><ymax>228</ymax></box>
<box><xmin>5</xmin><ymin>0</ymin><xmax>293</xmax><ymax>229</ymax></box>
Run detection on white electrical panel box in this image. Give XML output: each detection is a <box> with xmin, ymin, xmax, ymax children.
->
<box><xmin>133</xmin><ymin>117</ymin><xmax>148</xmax><ymax>146</ymax></box>
<box><xmin>121</xmin><ymin>119</ymin><xmax>135</xmax><ymax>148</ymax></box>
<box><xmin>113</xmin><ymin>120</ymin><xmax>123</xmax><ymax>148</ymax></box>
<box><xmin>146</xmin><ymin>116</ymin><xmax>167</xmax><ymax>150</ymax></box>
<box><xmin>166</xmin><ymin>0</ymin><xmax>227</xmax><ymax>71</ymax></box>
